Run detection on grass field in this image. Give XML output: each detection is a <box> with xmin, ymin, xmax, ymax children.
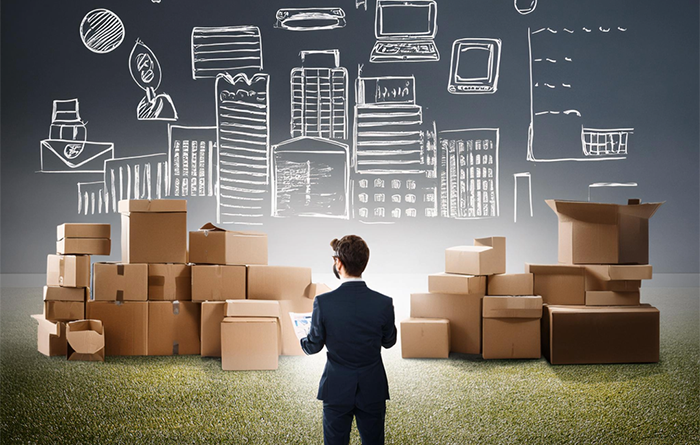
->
<box><xmin>1</xmin><ymin>284</ymin><xmax>698</xmax><ymax>444</ymax></box>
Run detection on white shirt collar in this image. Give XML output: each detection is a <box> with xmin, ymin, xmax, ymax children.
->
<box><xmin>341</xmin><ymin>276</ymin><xmax>364</xmax><ymax>283</ymax></box>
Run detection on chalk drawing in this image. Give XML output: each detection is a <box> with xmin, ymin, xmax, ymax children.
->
<box><xmin>370</xmin><ymin>0</ymin><xmax>440</xmax><ymax>63</ymax></box>
<box><xmin>587</xmin><ymin>182</ymin><xmax>638</xmax><ymax>202</ymax></box>
<box><xmin>129</xmin><ymin>40</ymin><xmax>178</xmax><ymax>121</ymax></box>
<box><xmin>514</xmin><ymin>0</ymin><xmax>537</xmax><ymax>15</ymax></box>
<box><xmin>191</xmin><ymin>26</ymin><xmax>263</xmax><ymax>79</ymax></box>
<box><xmin>271</xmin><ymin>137</ymin><xmax>350</xmax><ymax>219</ymax></box>
<box><xmin>168</xmin><ymin>125</ymin><xmax>218</xmax><ymax>198</ymax></box>
<box><xmin>275</xmin><ymin>8</ymin><xmax>346</xmax><ymax>31</ymax></box>
<box><xmin>80</xmin><ymin>9</ymin><xmax>125</xmax><ymax>54</ymax></box>
<box><xmin>77</xmin><ymin>181</ymin><xmax>107</xmax><ymax>215</ymax></box>
<box><xmin>291</xmin><ymin>50</ymin><xmax>348</xmax><ymax>140</ymax></box>
<box><xmin>40</xmin><ymin>99</ymin><xmax>114</xmax><ymax>173</ymax></box>
<box><xmin>104</xmin><ymin>154</ymin><xmax>169</xmax><ymax>212</ymax></box>
<box><xmin>513</xmin><ymin>172</ymin><xmax>533</xmax><ymax>223</ymax></box>
<box><xmin>447</xmin><ymin>39</ymin><xmax>501</xmax><ymax>94</ymax></box>
<box><xmin>356</xmin><ymin>1</ymin><xmax>368</xmax><ymax>11</ymax></box>
<box><xmin>216</xmin><ymin>72</ymin><xmax>270</xmax><ymax>226</ymax></box>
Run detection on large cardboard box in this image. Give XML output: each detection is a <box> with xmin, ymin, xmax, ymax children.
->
<box><xmin>428</xmin><ymin>273</ymin><xmax>486</xmax><ymax>295</ymax></box>
<box><xmin>247</xmin><ymin>266</ymin><xmax>312</xmax><ymax>300</ymax></box>
<box><xmin>119</xmin><ymin>199</ymin><xmax>187</xmax><ymax>264</ymax></box>
<box><xmin>86</xmin><ymin>301</ymin><xmax>148</xmax><ymax>356</ymax></box>
<box><xmin>47</xmin><ymin>254</ymin><xmax>90</xmax><ymax>288</ymax></box>
<box><xmin>400</xmin><ymin>318</ymin><xmax>450</xmax><ymax>359</ymax></box>
<box><xmin>221</xmin><ymin>317</ymin><xmax>280</xmax><ymax>371</ymax></box>
<box><xmin>487</xmin><ymin>273</ymin><xmax>534</xmax><ymax>296</ymax></box>
<box><xmin>278</xmin><ymin>299</ymin><xmax>314</xmax><ymax>355</ymax></box>
<box><xmin>31</xmin><ymin>314</ymin><xmax>67</xmax><ymax>356</ymax></box>
<box><xmin>189</xmin><ymin>223</ymin><xmax>268</xmax><ymax>265</ymax></box>
<box><xmin>201</xmin><ymin>302</ymin><xmax>226</xmax><ymax>357</ymax></box>
<box><xmin>542</xmin><ymin>304</ymin><xmax>660</xmax><ymax>364</ymax></box>
<box><xmin>58</xmin><ymin>223</ymin><xmax>110</xmax><ymax>239</ymax></box>
<box><xmin>93</xmin><ymin>263</ymin><xmax>148</xmax><ymax>301</ymax></box>
<box><xmin>410</xmin><ymin>292</ymin><xmax>483</xmax><ymax>354</ymax></box>
<box><xmin>44</xmin><ymin>301</ymin><xmax>85</xmax><ymax>322</ymax></box>
<box><xmin>57</xmin><ymin>238</ymin><xmax>110</xmax><ymax>256</ymax></box>
<box><xmin>66</xmin><ymin>319</ymin><xmax>105</xmax><ymax>361</ymax></box>
<box><xmin>149</xmin><ymin>264</ymin><xmax>192</xmax><ymax>301</ymax></box>
<box><xmin>584</xmin><ymin>265</ymin><xmax>651</xmax><ymax>291</ymax></box>
<box><xmin>482</xmin><ymin>296</ymin><xmax>542</xmax><ymax>359</ymax></box>
<box><xmin>585</xmin><ymin>290</ymin><xmax>641</xmax><ymax>306</ymax></box>
<box><xmin>526</xmin><ymin>264</ymin><xmax>585</xmax><ymax>305</ymax></box>
<box><xmin>445</xmin><ymin>237</ymin><xmax>506</xmax><ymax>276</ymax></box>
<box><xmin>546</xmin><ymin>199</ymin><xmax>663</xmax><ymax>265</ymax></box>
<box><xmin>44</xmin><ymin>285</ymin><xmax>87</xmax><ymax>302</ymax></box>
<box><xmin>191</xmin><ymin>265</ymin><xmax>246</xmax><ymax>302</ymax></box>
<box><xmin>148</xmin><ymin>301</ymin><xmax>200</xmax><ymax>355</ymax></box>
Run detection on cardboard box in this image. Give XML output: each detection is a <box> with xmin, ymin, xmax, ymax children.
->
<box><xmin>57</xmin><ymin>238</ymin><xmax>110</xmax><ymax>256</ymax></box>
<box><xmin>86</xmin><ymin>301</ymin><xmax>148</xmax><ymax>356</ymax></box>
<box><xmin>119</xmin><ymin>199</ymin><xmax>187</xmax><ymax>264</ymax></box>
<box><xmin>400</xmin><ymin>318</ymin><xmax>450</xmax><ymax>359</ymax></box>
<box><xmin>148</xmin><ymin>301</ymin><xmax>200</xmax><ymax>355</ymax></box>
<box><xmin>247</xmin><ymin>266</ymin><xmax>312</xmax><ymax>301</ymax></box>
<box><xmin>189</xmin><ymin>223</ymin><xmax>268</xmax><ymax>265</ymax></box>
<box><xmin>201</xmin><ymin>302</ymin><xmax>226</xmax><ymax>357</ymax></box>
<box><xmin>44</xmin><ymin>301</ymin><xmax>85</xmax><ymax>322</ymax></box>
<box><xmin>278</xmin><ymin>299</ymin><xmax>314</xmax><ymax>355</ymax></box>
<box><xmin>546</xmin><ymin>199</ymin><xmax>663</xmax><ymax>265</ymax></box>
<box><xmin>445</xmin><ymin>237</ymin><xmax>506</xmax><ymax>276</ymax></box>
<box><xmin>410</xmin><ymin>292</ymin><xmax>483</xmax><ymax>354</ymax></box>
<box><xmin>93</xmin><ymin>263</ymin><xmax>148</xmax><ymax>301</ymax></box>
<box><xmin>58</xmin><ymin>223</ymin><xmax>110</xmax><ymax>240</ymax></box>
<box><xmin>586</xmin><ymin>279</ymin><xmax>642</xmax><ymax>292</ymax></box>
<box><xmin>585</xmin><ymin>290</ymin><xmax>641</xmax><ymax>306</ymax></box>
<box><xmin>482</xmin><ymin>296</ymin><xmax>543</xmax><ymax>319</ymax></box>
<box><xmin>191</xmin><ymin>265</ymin><xmax>246</xmax><ymax>302</ymax></box>
<box><xmin>526</xmin><ymin>264</ymin><xmax>585</xmax><ymax>305</ymax></box>
<box><xmin>66</xmin><ymin>319</ymin><xmax>105</xmax><ymax>361</ymax></box>
<box><xmin>221</xmin><ymin>317</ymin><xmax>279</xmax><ymax>370</ymax></box>
<box><xmin>482</xmin><ymin>296</ymin><xmax>542</xmax><ymax>359</ymax></box>
<box><xmin>584</xmin><ymin>265</ymin><xmax>651</xmax><ymax>291</ymax></box>
<box><xmin>542</xmin><ymin>304</ymin><xmax>660</xmax><ymax>364</ymax></box>
<box><xmin>487</xmin><ymin>273</ymin><xmax>534</xmax><ymax>296</ymax></box>
<box><xmin>149</xmin><ymin>264</ymin><xmax>192</xmax><ymax>301</ymax></box>
<box><xmin>225</xmin><ymin>300</ymin><xmax>280</xmax><ymax>317</ymax></box>
<box><xmin>31</xmin><ymin>314</ymin><xmax>67</xmax><ymax>356</ymax></box>
<box><xmin>46</xmin><ymin>254</ymin><xmax>90</xmax><ymax>288</ymax></box>
<box><xmin>44</xmin><ymin>285</ymin><xmax>87</xmax><ymax>302</ymax></box>
<box><xmin>305</xmin><ymin>282</ymin><xmax>333</xmax><ymax>300</ymax></box>
<box><xmin>428</xmin><ymin>273</ymin><xmax>486</xmax><ymax>295</ymax></box>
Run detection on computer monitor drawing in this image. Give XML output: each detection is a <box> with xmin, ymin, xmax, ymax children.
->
<box><xmin>447</xmin><ymin>38</ymin><xmax>502</xmax><ymax>94</ymax></box>
<box><xmin>370</xmin><ymin>0</ymin><xmax>440</xmax><ymax>63</ymax></box>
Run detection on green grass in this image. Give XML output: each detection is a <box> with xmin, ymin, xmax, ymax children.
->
<box><xmin>1</xmin><ymin>287</ymin><xmax>698</xmax><ymax>444</ymax></box>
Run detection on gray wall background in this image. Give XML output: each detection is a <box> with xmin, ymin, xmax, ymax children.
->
<box><xmin>1</xmin><ymin>0</ymin><xmax>698</xmax><ymax>275</ymax></box>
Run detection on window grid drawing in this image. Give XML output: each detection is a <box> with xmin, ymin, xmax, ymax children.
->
<box><xmin>291</xmin><ymin>68</ymin><xmax>347</xmax><ymax>140</ymax></box>
<box><xmin>581</xmin><ymin>128</ymin><xmax>633</xmax><ymax>156</ymax></box>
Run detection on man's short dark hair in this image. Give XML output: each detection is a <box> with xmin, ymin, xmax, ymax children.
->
<box><xmin>330</xmin><ymin>235</ymin><xmax>370</xmax><ymax>277</ymax></box>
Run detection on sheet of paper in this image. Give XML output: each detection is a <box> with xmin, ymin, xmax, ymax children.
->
<box><xmin>289</xmin><ymin>311</ymin><xmax>312</xmax><ymax>340</ymax></box>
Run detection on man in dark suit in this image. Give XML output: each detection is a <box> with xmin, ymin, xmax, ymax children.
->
<box><xmin>301</xmin><ymin>235</ymin><xmax>397</xmax><ymax>445</ymax></box>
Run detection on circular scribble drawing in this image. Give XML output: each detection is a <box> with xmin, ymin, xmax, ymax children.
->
<box><xmin>64</xmin><ymin>143</ymin><xmax>85</xmax><ymax>160</ymax></box>
<box><xmin>80</xmin><ymin>9</ymin><xmax>125</xmax><ymax>54</ymax></box>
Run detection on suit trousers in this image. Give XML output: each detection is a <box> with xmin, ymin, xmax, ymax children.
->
<box><xmin>322</xmin><ymin>401</ymin><xmax>386</xmax><ymax>445</ymax></box>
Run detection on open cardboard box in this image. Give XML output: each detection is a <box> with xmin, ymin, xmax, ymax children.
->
<box><xmin>66</xmin><ymin>319</ymin><xmax>105</xmax><ymax>361</ymax></box>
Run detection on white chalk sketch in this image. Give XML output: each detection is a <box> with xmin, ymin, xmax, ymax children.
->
<box><xmin>587</xmin><ymin>182</ymin><xmax>638</xmax><ymax>202</ymax></box>
<box><xmin>356</xmin><ymin>1</ymin><xmax>368</xmax><ymax>11</ymax></box>
<box><xmin>77</xmin><ymin>181</ymin><xmax>107</xmax><ymax>215</ymax></box>
<box><xmin>191</xmin><ymin>26</ymin><xmax>263</xmax><ymax>80</ymax></box>
<box><xmin>438</xmin><ymin>128</ymin><xmax>499</xmax><ymax>219</ymax></box>
<box><xmin>370</xmin><ymin>0</ymin><xmax>440</xmax><ymax>63</ymax></box>
<box><xmin>291</xmin><ymin>50</ymin><xmax>348</xmax><ymax>140</ymax></box>
<box><xmin>447</xmin><ymin>39</ymin><xmax>501</xmax><ymax>94</ymax></box>
<box><xmin>40</xmin><ymin>99</ymin><xmax>114</xmax><ymax>173</ymax></box>
<box><xmin>271</xmin><ymin>137</ymin><xmax>350</xmax><ymax>219</ymax></box>
<box><xmin>104</xmin><ymin>154</ymin><xmax>170</xmax><ymax>212</ymax></box>
<box><xmin>275</xmin><ymin>8</ymin><xmax>346</xmax><ymax>31</ymax></box>
<box><xmin>216</xmin><ymin>73</ymin><xmax>270</xmax><ymax>226</ymax></box>
<box><xmin>514</xmin><ymin>0</ymin><xmax>538</xmax><ymax>15</ymax></box>
<box><xmin>168</xmin><ymin>125</ymin><xmax>218</xmax><ymax>199</ymax></box>
<box><xmin>80</xmin><ymin>9</ymin><xmax>125</xmax><ymax>54</ymax></box>
<box><xmin>129</xmin><ymin>40</ymin><xmax>178</xmax><ymax>121</ymax></box>
<box><xmin>526</xmin><ymin>26</ymin><xmax>633</xmax><ymax>162</ymax></box>
<box><xmin>513</xmin><ymin>172</ymin><xmax>533</xmax><ymax>223</ymax></box>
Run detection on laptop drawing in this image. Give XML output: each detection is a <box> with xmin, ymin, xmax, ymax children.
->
<box><xmin>370</xmin><ymin>0</ymin><xmax>440</xmax><ymax>63</ymax></box>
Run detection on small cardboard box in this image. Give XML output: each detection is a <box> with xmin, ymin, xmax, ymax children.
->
<box><xmin>584</xmin><ymin>265</ymin><xmax>651</xmax><ymax>291</ymax></box>
<box><xmin>31</xmin><ymin>314</ymin><xmax>67</xmax><ymax>356</ymax></box>
<box><xmin>487</xmin><ymin>273</ymin><xmax>534</xmax><ymax>296</ymax></box>
<box><xmin>44</xmin><ymin>301</ymin><xmax>85</xmax><ymax>322</ymax></box>
<box><xmin>189</xmin><ymin>223</ymin><xmax>268</xmax><ymax>265</ymax></box>
<box><xmin>148</xmin><ymin>301</ymin><xmax>200</xmax><ymax>355</ymax></box>
<box><xmin>247</xmin><ymin>265</ymin><xmax>312</xmax><ymax>300</ymax></box>
<box><xmin>305</xmin><ymin>282</ymin><xmax>333</xmax><ymax>300</ymax></box>
<box><xmin>86</xmin><ymin>301</ymin><xmax>148</xmax><ymax>356</ymax></box>
<box><xmin>482</xmin><ymin>296</ymin><xmax>543</xmax><ymax>359</ymax></box>
<box><xmin>119</xmin><ymin>199</ymin><xmax>187</xmax><ymax>264</ymax></box>
<box><xmin>66</xmin><ymin>319</ymin><xmax>105</xmax><ymax>361</ymax></box>
<box><xmin>149</xmin><ymin>264</ymin><xmax>192</xmax><ymax>301</ymax></box>
<box><xmin>428</xmin><ymin>273</ymin><xmax>486</xmax><ymax>295</ymax></box>
<box><xmin>542</xmin><ymin>304</ymin><xmax>660</xmax><ymax>364</ymax></box>
<box><xmin>58</xmin><ymin>223</ymin><xmax>110</xmax><ymax>240</ymax></box>
<box><xmin>44</xmin><ymin>285</ymin><xmax>87</xmax><ymax>302</ymax></box>
<box><xmin>221</xmin><ymin>317</ymin><xmax>280</xmax><ymax>371</ymax></box>
<box><xmin>93</xmin><ymin>263</ymin><xmax>148</xmax><ymax>301</ymax></box>
<box><xmin>57</xmin><ymin>238</ymin><xmax>110</xmax><ymax>256</ymax></box>
<box><xmin>191</xmin><ymin>265</ymin><xmax>246</xmax><ymax>302</ymax></box>
<box><xmin>400</xmin><ymin>318</ymin><xmax>450</xmax><ymax>359</ymax></box>
<box><xmin>410</xmin><ymin>292</ymin><xmax>483</xmax><ymax>355</ymax></box>
<box><xmin>278</xmin><ymin>298</ymin><xmax>314</xmax><ymax>356</ymax></box>
<box><xmin>526</xmin><ymin>264</ymin><xmax>585</xmax><ymax>305</ymax></box>
<box><xmin>445</xmin><ymin>237</ymin><xmax>506</xmax><ymax>276</ymax></box>
<box><xmin>585</xmin><ymin>290</ymin><xmax>641</xmax><ymax>306</ymax></box>
<box><xmin>46</xmin><ymin>254</ymin><xmax>90</xmax><ymax>288</ymax></box>
<box><xmin>201</xmin><ymin>302</ymin><xmax>226</xmax><ymax>357</ymax></box>
<box><xmin>546</xmin><ymin>199</ymin><xmax>663</xmax><ymax>265</ymax></box>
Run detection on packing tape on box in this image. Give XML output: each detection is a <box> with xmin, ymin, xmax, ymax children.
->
<box><xmin>173</xmin><ymin>341</ymin><xmax>179</xmax><ymax>355</ymax></box>
<box><xmin>117</xmin><ymin>264</ymin><xmax>124</xmax><ymax>276</ymax></box>
<box><xmin>59</xmin><ymin>256</ymin><xmax>65</xmax><ymax>285</ymax></box>
<box><xmin>116</xmin><ymin>290</ymin><xmax>124</xmax><ymax>302</ymax></box>
<box><xmin>173</xmin><ymin>300</ymin><xmax>180</xmax><ymax>315</ymax></box>
<box><xmin>115</xmin><ymin>300</ymin><xmax>123</xmax><ymax>306</ymax></box>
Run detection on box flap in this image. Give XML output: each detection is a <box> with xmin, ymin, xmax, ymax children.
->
<box><xmin>402</xmin><ymin>317</ymin><xmax>449</xmax><ymax>325</ymax></box>
<box><xmin>483</xmin><ymin>296</ymin><xmax>543</xmax><ymax>318</ymax></box>
<box><xmin>446</xmin><ymin>245</ymin><xmax>491</xmax><ymax>253</ymax></box>
<box><xmin>66</xmin><ymin>319</ymin><xmax>104</xmax><ymax>354</ymax></box>
<box><xmin>31</xmin><ymin>314</ymin><xmax>60</xmax><ymax>336</ymax></box>
<box><xmin>617</xmin><ymin>202</ymin><xmax>664</xmax><ymax>219</ymax></box>
<box><xmin>118</xmin><ymin>199</ymin><xmax>187</xmax><ymax>213</ymax></box>
<box><xmin>545</xmin><ymin>303</ymin><xmax>658</xmax><ymax>314</ymax></box>
<box><xmin>305</xmin><ymin>282</ymin><xmax>333</xmax><ymax>299</ymax></box>
<box><xmin>225</xmin><ymin>300</ymin><xmax>280</xmax><ymax>318</ymax></box>
<box><xmin>585</xmin><ymin>265</ymin><xmax>653</xmax><ymax>281</ymax></box>
<box><xmin>199</xmin><ymin>222</ymin><xmax>226</xmax><ymax>232</ymax></box>
<box><xmin>546</xmin><ymin>200</ymin><xmax>619</xmax><ymax>224</ymax></box>
<box><xmin>222</xmin><ymin>316</ymin><xmax>278</xmax><ymax>324</ymax></box>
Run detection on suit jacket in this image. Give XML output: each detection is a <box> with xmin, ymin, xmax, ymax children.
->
<box><xmin>300</xmin><ymin>281</ymin><xmax>397</xmax><ymax>406</ymax></box>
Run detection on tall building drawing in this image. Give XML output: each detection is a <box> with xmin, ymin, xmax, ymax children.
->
<box><xmin>168</xmin><ymin>125</ymin><xmax>218</xmax><ymax>198</ymax></box>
